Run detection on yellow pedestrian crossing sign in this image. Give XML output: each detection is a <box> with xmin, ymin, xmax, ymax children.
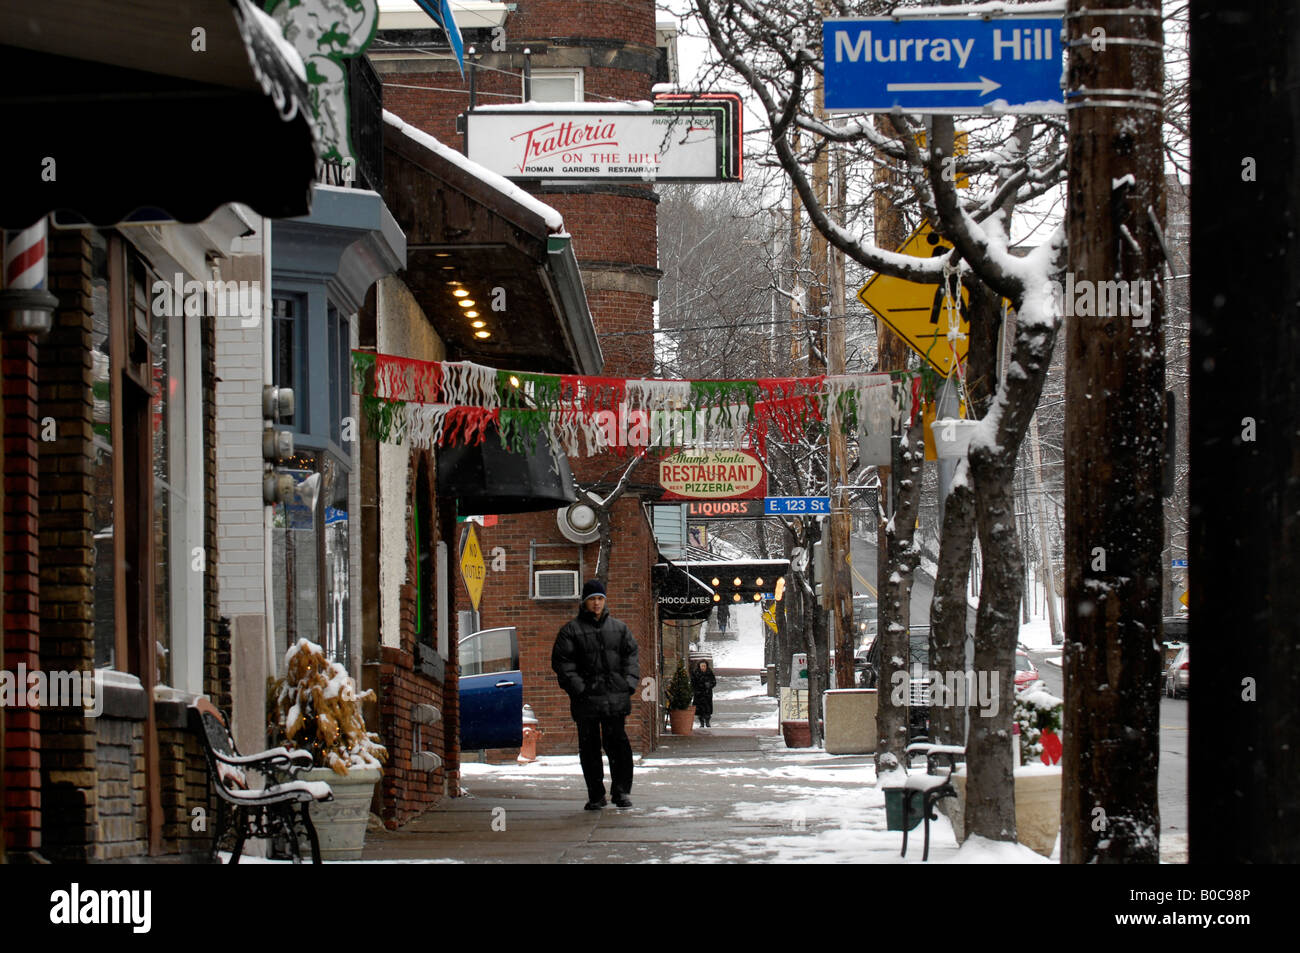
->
<box><xmin>857</xmin><ymin>222</ymin><xmax>969</xmax><ymax>377</ymax></box>
<box><xmin>460</xmin><ymin>523</ymin><xmax>486</xmax><ymax>612</ymax></box>
<box><xmin>763</xmin><ymin>602</ymin><xmax>778</xmax><ymax>634</ymax></box>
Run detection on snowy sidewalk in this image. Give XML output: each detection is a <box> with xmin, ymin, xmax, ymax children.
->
<box><xmin>361</xmin><ymin>675</ymin><xmax>1049</xmax><ymax>864</ymax></box>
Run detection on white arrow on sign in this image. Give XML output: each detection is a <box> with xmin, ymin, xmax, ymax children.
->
<box><xmin>886</xmin><ymin>76</ymin><xmax>1002</xmax><ymax>96</ymax></box>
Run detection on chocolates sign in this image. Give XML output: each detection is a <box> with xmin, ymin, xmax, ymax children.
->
<box><xmin>465</xmin><ymin>108</ymin><xmax>723</xmax><ymax>181</ymax></box>
<box><xmin>659</xmin><ymin>449</ymin><xmax>766</xmax><ymax>501</ymax></box>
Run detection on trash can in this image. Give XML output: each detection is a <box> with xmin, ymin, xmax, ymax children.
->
<box><xmin>884</xmin><ymin>788</ymin><xmax>922</xmax><ymax>831</ymax></box>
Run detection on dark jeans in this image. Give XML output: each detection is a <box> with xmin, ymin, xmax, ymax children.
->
<box><xmin>575</xmin><ymin>715</ymin><xmax>633</xmax><ymax>801</ymax></box>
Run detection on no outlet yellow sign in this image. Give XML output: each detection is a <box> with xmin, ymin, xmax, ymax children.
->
<box><xmin>460</xmin><ymin>523</ymin><xmax>486</xmax><ymax>612</ymax></box>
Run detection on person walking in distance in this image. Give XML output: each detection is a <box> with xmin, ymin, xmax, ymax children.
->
<box><xmin>691</xmin><ymin>659</ymin><xmax>717</xmax><ymax>727</ymax></box>
<box><xmin>551</xmin><ymin>580</ymin><xmax>640</xmax><ymax>810</ymax></box>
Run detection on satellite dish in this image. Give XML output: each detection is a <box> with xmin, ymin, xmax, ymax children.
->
<box><xmin>557</xmin><ymin>496</ymin><xmax>602</xmax><ymax>544</ymax></box>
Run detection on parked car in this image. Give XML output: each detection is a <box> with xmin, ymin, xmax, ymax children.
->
<box><xmin>1014</xmin><ymin>650</ymin><xmax>1040</xmax><ymax>689</ymax></box>
<box><xmin>1164</xmin><ymin>644</ymin><xmax>1190</xmax><ymax>698</ymax></box>
<box><xmin>458</xmin><ymin>627</ymin><xmax>523</xmax><ymax>750</ymax></box>
<box><xmin>859</xmin><ymin>624</ymin><xmax>975</xmax><ymax>742</ymax></box>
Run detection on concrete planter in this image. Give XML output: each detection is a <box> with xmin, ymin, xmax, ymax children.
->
<box><xmin>822</xmin><ymin>689</ymin><xmax>877</xmax><ymax>755</ymax></box>
<box><xmin>944</xmin><ymin>766</ymin><xmax>1062</xmax><ymax>857</ymax></box>
<box><xmin>301</xmin><ymin>765</ymin><xmax>381</xmax><ymax>861</ymax></box>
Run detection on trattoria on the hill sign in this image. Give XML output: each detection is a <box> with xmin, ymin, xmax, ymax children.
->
<box><xmin>658</xmin><ymin>448</ymin><xmax>766</xmax><ymax>500</ymax></box>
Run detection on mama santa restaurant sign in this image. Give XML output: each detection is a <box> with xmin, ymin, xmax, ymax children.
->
<box><xmin>658</xmin><ymin>449</ymin><xmax>766</xmax><ymax>501</ymax></box>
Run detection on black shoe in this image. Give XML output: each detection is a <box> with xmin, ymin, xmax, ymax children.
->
<box><xmin>584</xmin><ymin>798</ymin><xmax>607</xmax><ymax>811</ymax></box>
<box><xmin>611</xmin><ymin>794</ymin><xmax>633</xmax><ymax>808</ymax></box>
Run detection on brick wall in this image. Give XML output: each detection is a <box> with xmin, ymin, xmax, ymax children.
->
<box><xmin>214</xmin><ymin>262</ymin><xmax>266</xmax><ymax>622</ymax></box>
<box><xmin>374</xmin><ymin>453</ymin><xmax>458</xmax><ymax>826</ymax></box>
<box><xmin>93</xmin><ymin>717</ymin><xmax>146</xmax><ymax>860</ymax></box>
<box><xmin>34</xmin><ymin>229</ymin><xmax>98</xmax><ymax>862</ymax></box>
<box><xmin>2</xmin><ymin>327</ymin><xmax>41</xmax><ymax>856</ymax></box>
<box><xmin>476</xmin><ymin>496</ymin><xmax>659</xmax><ymax>758</ymax></box>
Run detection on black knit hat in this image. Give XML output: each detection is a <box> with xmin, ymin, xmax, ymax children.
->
<box><xmin>581</xmin><ymin>579</ymin><xmax>606</xmax><ymax>600</ymax></box>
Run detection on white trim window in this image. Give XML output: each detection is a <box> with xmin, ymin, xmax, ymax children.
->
<box><xmin>528</xmin><ymin>68</ymin><xmax>583</xmax><ymax>103</ymax></box>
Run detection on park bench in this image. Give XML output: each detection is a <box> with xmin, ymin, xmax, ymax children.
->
<box><xmin>189</xmin><ymin>697</ymin><xmax>333</xmax><ymax>863</ymax></box>
<box><xmin>899</xmin><ymin>742</ymin><xmax>965</xmax><ymax>862</ymax></box>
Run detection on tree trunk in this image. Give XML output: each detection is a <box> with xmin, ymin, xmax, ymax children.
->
<box><xmin>927</xmin><ymin>278</ymin><xmax>1002</xmax><ymax>749</ymax></box>
<box><xmin>1061</xmin><ymin>0</ymin><xmax>1166</xmax><ymax>864</ymax></box>
<box><xmin>928</xmin><ymin>469</ymin><xmax>976</xmax><ymax>747</ymax></box>
<box><xmin>962</xmin><ymin>266</ymin><xmax>1064</xmax><ymax>843</ymax></box>
<box><xmin>875</xmin><ymin>407</ymin><xmax>924</xmax><ymax>762</ymax></box>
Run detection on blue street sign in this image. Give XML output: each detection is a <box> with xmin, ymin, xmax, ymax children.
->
<box><xmin>1171</xmin><ymin>559</ymin><xmax>1188</xmax><ymax>569</ymax></box>
<box><xmin>765</xmin><ymin>497</ymin><xmax>831</xmax><ymax>515</ymax></box>
<box><xmin>823</xmin><ymin>15</ymin><xmax>1064</xmax><ymax>114</ymax></box>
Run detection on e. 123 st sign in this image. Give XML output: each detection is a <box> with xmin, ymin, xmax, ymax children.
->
<box><xmin>823</xmin><ymin>14</ymin><xmax>1065</xmax><ymax>115</ymax></box>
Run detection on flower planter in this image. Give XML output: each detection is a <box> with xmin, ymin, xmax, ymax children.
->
<box><xmin>944</xmin><ymin>766</ymin><xmax>1062</xmax><ymax>857</ymax></box>
<box><xmin>932</xmin><ymin>418</ymin><xmax>980</xmax><ymax>459</ymax></box>
<box><xmin>668</xmin><ymin>707</ymin><xmax>696</xmax><ymax>735</ymax></box>
<box><xmin>300</xmin><ymin>765</ymin><xmax>382</xmax><ymax>861</ymax></box>
<box><xmin>781</xmin><ymin>720</ymin><xmax>817</xmax><ymax>748</ymax></box>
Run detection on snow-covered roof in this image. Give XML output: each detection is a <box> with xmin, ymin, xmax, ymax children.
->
<box><xmin>382</xmin><ymin>109</ymin><xmax>565</xmax><ymax>233</ymax></box>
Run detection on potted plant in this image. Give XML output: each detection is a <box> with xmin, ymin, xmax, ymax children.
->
<box><xmin>665</xmin><ymin>662</ymin><xmax>696</xmax><ymax>735</ymax></box>
<box><xmin>269</xmin><ymin>639</ymin><xmax>388</xmax><ymax>860</ymax></box>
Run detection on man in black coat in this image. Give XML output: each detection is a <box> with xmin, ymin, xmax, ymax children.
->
<box><xmin>551</xmin><ymin>579</ymin><xmax>640</xmax><ymax>810</ymax></box>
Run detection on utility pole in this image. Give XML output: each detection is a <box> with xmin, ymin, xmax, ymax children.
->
<box><xmin>1062</xmin><ymin>0</ymin><xmax>1166</xmax><ymax>863</ymax></box>
<box><xmin>806</xmin><ymin>59</ymin><xmax>831</xmax><ymax>747</ymax></box>
<box><xmin>829</xmin><ymin>142</ymin><xmax>854</xmax><ymax>689</ymax></box>
<box><xmin>1188</xmin><ymin>0</ymin><xmax>1300</xmax><ymax>862</ymax></box>
<box><xmin>1028</xmin><ymin>413</ymin><xmax>1061</xmax><ymax>642</ymax></box>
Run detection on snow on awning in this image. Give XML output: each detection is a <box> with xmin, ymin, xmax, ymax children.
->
<box><xmin>383</xmin><ymin>109</ymin><xmax>565</xmax><ymax>233</ymax></box>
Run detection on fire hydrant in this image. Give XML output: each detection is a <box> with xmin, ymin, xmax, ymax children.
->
<box><xmin>518</xmin><ymin>704</ymin><xmax>543</xmax><ymax>763</ymax></box>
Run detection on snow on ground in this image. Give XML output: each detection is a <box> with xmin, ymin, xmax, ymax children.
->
<box><xmin>691</xmin><ymin>604</ymin><xmax>765</xmax><ymax>669</ymax></box>
<box><xmin>1016</xmin><ymin>584</ymin><xmax>1064</xmax><ymax>649</ymax></box>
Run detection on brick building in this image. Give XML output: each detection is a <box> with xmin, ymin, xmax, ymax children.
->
<box><xmin>372</xmin><ymin>0</ymin><xmax>669</xmax><ymax>757</ymax></box>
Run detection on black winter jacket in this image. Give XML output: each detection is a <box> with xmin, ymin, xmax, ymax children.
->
<box><xmin>551</xmin><ymin>608</ymin><xmax>640</xmax><ymax>719</ymax></box>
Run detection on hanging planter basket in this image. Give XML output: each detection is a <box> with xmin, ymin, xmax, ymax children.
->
<box><xmin>932</xmin><ymin>418</ymin><xmax>980</xmax><ymax>459</ymax></box>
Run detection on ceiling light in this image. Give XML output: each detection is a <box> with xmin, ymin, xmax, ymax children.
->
<box><xmin>711</xmin><ymin>577</ymin><xmax>720</xmax><ymax>586</ymax></box>
<box><xmin>713</xmin><ymin>594</ymin><xmax>720</xmax><ymax>602</ymax></box>
<box><xmin>753</xmin><ymin>593</ymin><xmax>762</xmax><ymax>601</ymax></box>
<box><xmin>733</xmin><ymin>593</ymin><xmax>741</xmax><ymax>602</ymax></box>
<box><xmin>464</xmin><ymin>310</ymin><xmax>479</xmax><ymax>318</ymax></box>
<box><xmin>434</xmin><ymin>252</ymin><xmax>450</xmax><ymax>258</ymax></box>
<box><xmin>453</xmin><ymin>288</ymin><xmax>470</xmax><ymax>297</ymax></box>
<box><xmin>458</xmin><ymin>299</ymin><xmax>475</xmax><ymax>308</ymax></box>
<box><xmin>471</xmin><ymin>320</ymin><xmax>486</xmax><ymax>328</ymax></box>
<box><xmin>733</xmin><ymin>577</ymin><xmax>741</xmax><ymax>587</ymax></box>
<box><xmin>474</xmin><ymin>330</ymin><xmax>491</xmax><ymax>339</ymax></box>
<box><xmin>755</xmin><ymin>577</ymin><xmax>763</xmax><ymax>587</ymax></box>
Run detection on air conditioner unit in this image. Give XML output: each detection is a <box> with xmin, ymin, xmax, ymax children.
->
<box><xmin>535</xmin><ymin>569</ymin><xmax>580</xmax><ymax>600</ymax></box>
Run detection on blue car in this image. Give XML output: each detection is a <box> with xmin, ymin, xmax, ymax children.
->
<box><xmin>458</xmin><ymin>627</ymin><xmax>524</xmax><ymax>750</ymax></box>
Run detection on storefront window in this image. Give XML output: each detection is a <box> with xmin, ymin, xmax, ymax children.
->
<box><xmin>90</xmin><ymin>230</ymin><xmax>114</xmax><ymax>669</ymax></box>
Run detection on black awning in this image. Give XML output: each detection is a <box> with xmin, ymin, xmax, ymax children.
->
<box><xmin>0</xmin><ymin>0</ymin><xmax>317</xmax><ymax>229</ymax></box>
<box><xmin>437</xmin><ymin>425</ymin><xmax>577</xmax><ymax>516</ymax></box>
<box><xmin>653</xmin><ymin>563</ymin><xmax>718</xmax><ymax>621</ymax></box>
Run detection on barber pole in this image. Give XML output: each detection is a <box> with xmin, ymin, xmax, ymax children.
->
<box><xmin>0</xmin><ymin>220</ymin><xmax>57</xmax><ymax>333</ymax></box>
<box><xmin>4</xmin><ymin>221</ymin><xmax>48</xmax><ymax>291</ymax></box>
